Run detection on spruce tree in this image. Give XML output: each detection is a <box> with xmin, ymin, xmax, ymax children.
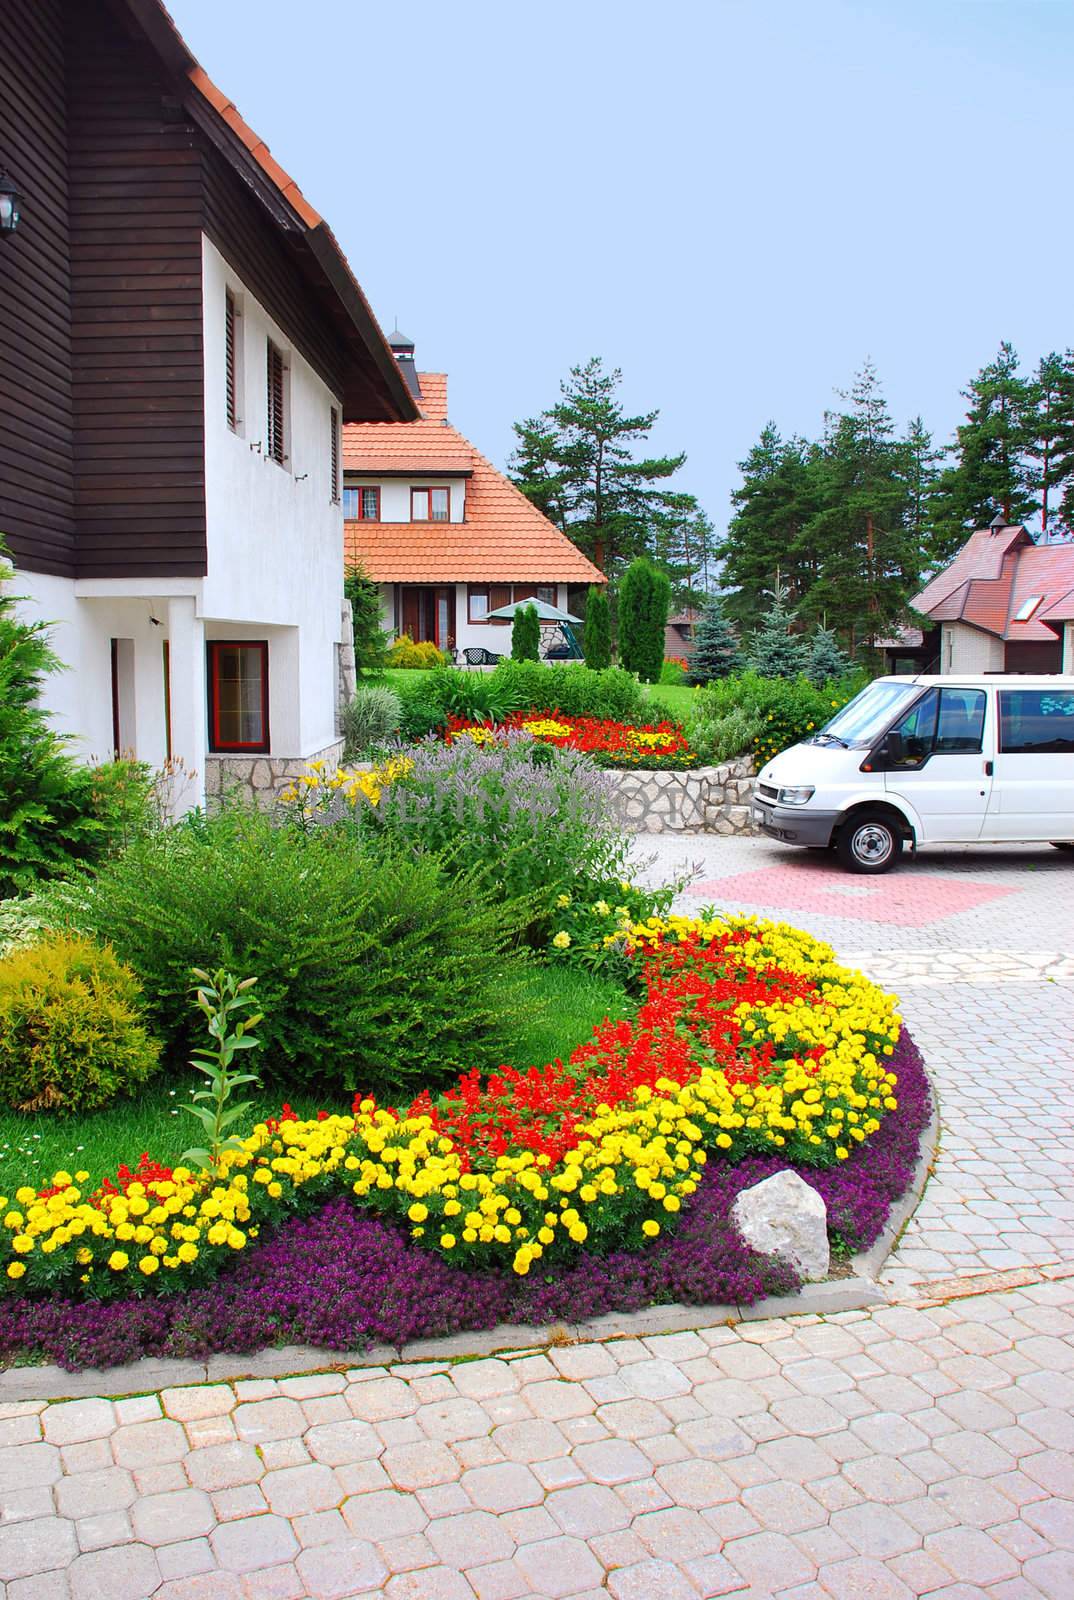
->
<box><xmin>804</xmin><ymin>626</ymin><xmax>849</xmax><ymax>687</ymax></box>
<box><xmin>582</xmin><ymin>585</ymin><xmax>611</xmax><ymax>670</ymax></box>
<box><xmin>747</xmin><ymin>584</ymin><xmax>808</xmax><ymax>679</ymax></box>
<box><xmin>686</xmin><ymin>596</ymin><xmax>742</xmax><ymax>684</ymax></box>
<box><xmin>1025</xmin><ymin>350</ymin><xmax>1074</xmax><ymax>537</ymax></box>
<box><xmin>929</xmin><ymin>342</ymin><xmax>1036</xmax><ymax>557</ymax></box>
<box><xmin>618</xmin><ymin>558</ymin><xmax>670</xmax><ymax>683</ymax></box>
<box><xmin>511</xmin><ymin>603</ymin><xmax>540</xmax><ymax>662</ymax></box>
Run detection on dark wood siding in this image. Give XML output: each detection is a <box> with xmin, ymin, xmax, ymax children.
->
<box><xmin>0</xmin><ymin>0</ymin><xmax>76</xmax><ymax>575</ymax></box>
<box><xmin>65</xmin><ymin>0</ymin><xmax>207</xmax><ymax>578</ymax></box>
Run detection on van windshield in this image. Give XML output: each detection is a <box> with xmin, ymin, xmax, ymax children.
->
<box><xmin>809</xmin><ymin>681</ymin><xmax>924</xmax><ymax>747</ymax></box>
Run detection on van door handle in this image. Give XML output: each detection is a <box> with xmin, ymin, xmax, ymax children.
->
<box><xmin>984</xmin><ymin>760</ymin><xmax>994</xmax><ymax>777</ymax></box>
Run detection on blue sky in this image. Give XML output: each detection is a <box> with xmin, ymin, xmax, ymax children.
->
<box><xmin>169</xmin><ymin>0</ymin><xmax>1074</xmax><ymax>532</ymax></box>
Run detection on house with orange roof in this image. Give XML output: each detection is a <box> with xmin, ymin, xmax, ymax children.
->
<box><xmin>343</xmin><ymin>333</ymin><xmax>603</xmax><ymax>657</ymax></box>
<box><xmin>911</xmin><ymin>517</ymin><xmax>1074</xmax><ymax>676</ymax></box>
<box><xmin>1</xmin><ymin>0</ymin><xmax>416</xmax><ymax>809</ymax></box>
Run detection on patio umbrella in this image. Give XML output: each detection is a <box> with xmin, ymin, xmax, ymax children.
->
<box><xmin>485</xmin><ymin>597</ymin><xmax>582</xmax><ymax>624</ymax></box>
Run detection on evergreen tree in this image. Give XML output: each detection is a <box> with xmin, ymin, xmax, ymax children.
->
<box><xmin>582</xmin><ymin>585</ymin><xmax>611</xmax><ymax>670</ymax></box>
<box><xmin>509</xmin><ymin>358</ymin><xmax>687</xmax><ymax>575</ymax></box>
<box><xmin>1026</xmin><ymin>350</ymin><xmax>1074</xmax><ymax>537</ymax></box>
<box><xmin>747</xmin><ymin>583</ymin><xmax>808</xmax><ymax>678</ymax></box>
<box><xmin>511</xmin><ymin>603</ymin><xmax>540</xmax><ymax>662</ymax></box>
<box><xmin>903</xmin><ymin>416</ymin><xmax>943</xmax><ymax>565</ymax></box>
<box><xmin>618</xmin><ymin>558</ymin><xmax>670</xmax><ymax>683</ymax></box>
<box><xmin>343</xmin><ymin>562</ymin><xmax>389</xmax><ymax>676</ymax></box>
<box><xmin>1051</xmin><ymin>354</ymin><xmax>1074</xmax><ymax>531</ymax></box>
<box><xmin>648</xmin><ymin>494</ymin><xmax>718</xmax><ymax>609</ymax></box>
<box><xmin>804</xmin><ymin>625</ymin><xmax>849</xmax><ymax>686</ymax></box>
<box><xmin>686</xmin><ymin>596</ymin><xmax>742</xmax><ymax>685</ymax></box>
<box><xmin>717</xmin><ymin>426</ymin><xmax>824</xmax><ymax>630</ymax></box>
<box><xmin>929</xmin><ymin>342</ymin><xmax>1036</xmax><ymax>556</ymax></box>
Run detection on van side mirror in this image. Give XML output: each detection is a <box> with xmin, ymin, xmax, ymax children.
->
<box><xmin>872</xmin><ymin>730</ymin><xmax>905</xmax><ymax>769</ymax></box>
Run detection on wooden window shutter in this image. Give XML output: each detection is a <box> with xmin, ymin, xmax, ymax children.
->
<box><xmin>225</xmin><ymin>292</ymin><xmax>237</xmax><ymax>429</ymax></box>
<box><xmin>330</xmin><ymin>407</ymin><xmax>340</xmax><ymax>501</ymax></box>
<box><xmin>267</xmin><ymin>341</ymin><xmax>285</xmax><ymax>463</ymax></box>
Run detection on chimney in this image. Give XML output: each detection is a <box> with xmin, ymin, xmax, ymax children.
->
<box><xmin>988</xmin><ymin>511</ymin><xmax>1007</xmax><ymax>536</ymax></box>
<box><xmin>387</xmin><ymin>327</ymin><xmax>422</xmax><ymax>401</ymax></box>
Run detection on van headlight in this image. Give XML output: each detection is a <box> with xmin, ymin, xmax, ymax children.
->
<box><xmin>778</xmin><ymin>786</ymin><xmax>815</xmax><ymax>806</ymax></box>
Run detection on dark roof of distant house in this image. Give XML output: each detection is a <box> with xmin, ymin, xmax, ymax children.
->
<box><xmin>116</xmin><ymin>0</ymin><xmax>417</xmax><ymax>423</ymax></box>
<box><xmin>911</xmin><ymin>525</ymin><xmax>1074</xmax><ymax>641</ymax></box>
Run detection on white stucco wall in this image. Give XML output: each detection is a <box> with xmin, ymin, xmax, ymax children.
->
<box><xmin>378</xmin><ymin>582</ymin><xmax>571</xmax><ymax>654</ymax></box>
<box><xmin>202</xmin><ymin>235</ymin><xmax>343</xmax><ymax>758</ymax></box>
<box><xmin>941</xmin><ymin>622</ymin><xmax>1004</xmax><ymax>674</ymax></box>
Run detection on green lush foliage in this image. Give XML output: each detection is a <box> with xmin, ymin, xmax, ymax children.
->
<box><xmin>691</xmin><ymin>672</ymin><xmax>865</xmax><ymax>766</ymax></box>
<box><xmin>660</xmin><ymin>658</ymin><xmax>686</xmax><ymax>684</ymax></box>
<box><xmin>804</xmin><ymin>626</ymin><xmax>850</xmax><ymax>687</ymax></box>
<box><xmin>746</xmin><ymin>586</ymin><xmax>809</xmax><ymax>679</ymax></box>
<box><xmin>0</xmin><ymin>934</ymin><xmax>160</xmax><ymax>1114</ymax></box>
<box><xmin>342</xmin><ymin>686</ymin><xmax>402</xmax><ymax>758</ymax></box>
<box><xmin>392</xmin><ymin>661</ymin><xmax>654</xmax><ymax>736</ymax></box>
<box><xmin>687</xmin><ymin>597</ymin><xmax>743</xmax><ymax>684</ymax></box>
<box><xmin>583</xmin><ymin>585</ymin><xmax>612</xmax><ymax>670</ymax></box>
<box><xmin>343</xmin><ymin>563</ymin><xmax>390</xmax><ymax>675</ymax></box>
<box><xmin>618</xmin><ymin>558</ymin><xmax>671</xmax><ymax>683</ymax></box>
<box><xmin>41</xmin><ymin>808</ymin><xmax>536</xmax><ymax>1098</ymax></box>
<box><xmin>386</xmin><ymin>635</ymin><xmax>448</xmax><ymax>670</ymax></box>
<box><xmin>511</xmin><ymin>603</ymin><xmax>541</xmax><ymax>662</ymax></box>
<box><xmin>0</xmin><ymin>557</ymin><xmax>113</xmax><ymax>898</ymax></box>
<box><xmin>82</xmin><ymin>759</ymin><xmax>158</xmax><ymax>857</ymax></box>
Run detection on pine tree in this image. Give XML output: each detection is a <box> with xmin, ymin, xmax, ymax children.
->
<box><xmin>804</xmin><ymin>626</ymin><xmax>849</xmax><ymax>686</ymax></box>
<box><xmin>1052</xmin><ymin>354</ymin><xmax>1074</xmax><ymax>532</ymax></box>
<box><xmin>648</xmin><ymin>494</ymin><xmax>718</xmax><ymax>609</ymax></box>
<box><xmin>511</xmin><ymin>603</ymin><xmax>540</xmax><ymax>662</ymax></box>
<box><xmin>1025</xmin><ymin>350</ymin><xmax>1074</xmax><ymax>538</ymax></box>
<box><xmin>343</xmin><ymin>562</ymin><xmax>389</xmax><ymax>675</ymax></box>
<box><xmin>747</xmin><ymin>584</ymin><xmax>808</xmax><ymax>678</ymax></box>
<box><xmin>903</xmin><ymin>416</ymin><xmax>943</xmax><ymax>565</ymax></box>
<box><xmin>618</xmin><ymin>558</ymin><xmax>670</xmax><ymax>683</ymax></box>
<box><xmin>509</xmin><ymin>358</ymin><xmax>687</xmax><ymax>576</ymax></box>
<box><xmin>582</xmin><ymin>585</ymin><xmax>611</xmax><ymax>670</ymax></box>
<box><xmin>686</xmin><ymin>596</ymin><xmax>742</xmax><ymax>684</ymax></box>
<box><xmin>929</xmin><ymin>342</ymin><xmax>1037</xmax><ymax>557</ymax></box>
<box><xmin>717</xmin><ymin>425</ymin><xmax>824</xmax><ymax>630</ymax></box>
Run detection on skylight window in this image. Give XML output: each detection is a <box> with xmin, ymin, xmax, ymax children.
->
<box><xmin>1012</xmin><ymin>596</ymin><xmax>1044</xmax><ymax>622</ymax></box>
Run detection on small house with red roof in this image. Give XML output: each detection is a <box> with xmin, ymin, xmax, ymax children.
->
<box><xmin>343</xmin><ymin>333</ymin><xmax>603</xmax><ymax>656</ymax></box>
<box><xmin>911</xmin><ymin>518</ymin><xmax>1074</xmax><ymax>676</ymax></box>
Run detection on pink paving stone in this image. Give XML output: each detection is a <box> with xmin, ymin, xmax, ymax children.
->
<box><xmin>427</xmin><ymin>1509</ymin><xmax>516</xmax><ymax>1569</ymax></box>
<box><xmin>632</xmin><ymin>1506</ymin><xmax>724</xmax><ymax>1562</ymax></box>
<box><xmin>740</xmin><ymin>1481</ymin><xmax>828</xmax><ymax>1533</ymax></box>
<box><xmin>232</xmin><ymin>1400</ymin><xmax>306</xmax><ymax>1444</ymax></box>
<box><xmin>465</xmin><ymin>1558</ymin><xmax>531</xmax><ymax>1600</ymax></box>
<box><xmin>185</xmin><ymin>1441</ymin><xmax>264</xmax><ymax>1492</ymax></box>
<box><xmin>0</xmin><ymin>1516</ymin><xmax>77</xmax><ymax>1582</ymax></box>
<box><xmin>161</xmin><ymin>1386</ymin><xmax>236</xmax><ymax>1422</ymax></box>
<box><xmin>294</xmin><ymin>1539</ymin><xmax>387</xmax><ymax>1599</ymax></box>
<box><xmin>924</xmin><ymin>1525</ymin><xmax>1020</xmax><ymax>1585</ymax></box>
<box><xmin>413</xmin><ymin>1398</ymin><xmax>493</xmax><ymax>1442</ymax></box>
<box><xmin>293</xmin><ymin>1510</ymin><xmax>348</xmax><ymax>1549</ymax></box>
<box><xmin>109</xmin><ymin>1420</ymin><xmax>187</xmax><ymax>1471</ymax></box>
<box><xmin>1022</xmin><ymin>1550</ymin><xmax>1074</xmax><ymax>1600</ymax></box>
<box><xmin>260</xmin><ymin>1463</ymin><xmax>341</xmax><ymax>1517</ymax></box>
<box><xmin>381</xmin><ymin>1440</ymin><xmax>461</xmax><ymax>1492</ymax></box>
<box><xmin>130</xmin><ymin>1486</ymin><xmax>215</xmax><ymax>1545</ymax></box>
<box><xmin>343</xmin><ymin>1487</ymin><xmax>428</xmax><ymax>1539</ymax></box>
<box><xmin>42</xmin><ymin>1400</ymin><xmax>115</xmax><ymax>1447</ymax></box>
<box><xmin>242</xmin><ymin>1566</ymin><xmax>305</xmax><ymax>1600</ymax></box>
<box><xmin>384</xmin><ymin>1565</ymin><xmax>478</xmax><ymax>1598</ymax></box>
<box><xmin>594</xmin><ymin>1399</ymin><xmax>669</xmax><ymax>1439</ymax></box>
<box><xmin>490</xmin><ymin>1419</ymin><xmax>569</xmax><ymax>1462</ymax></box>
<box><xmin>304</xmin><ymin>1418</ymin><xmax>381</xmax><ymax>1466</ymax></box>
<box><xmin>545</xmin><ymin>1483</ymin><xmax>631</xmax><ymax>1537</ymax></box>
<box><xmin>210</xmin><ymin>1514</ymin><xmax>300</xmax><ymax>1573</ymax></box>
<box><xmin>724</xmin><ymin>1529</ymin><xmax>817</xmax><ymax>1591</ymax></box>
<box><xmin>607</xmin><ymin>1560</ymin><xmax>703</xmax><ymax>1600</ymax></box>
<box><xmin>517</xmin><ymin>1380</ymin><xmax>596</xmax><ymax>1420</ymax></box>
<box><xmin>682</xmin><ymin>1550</ymin><xmax>754</xmax><ymax>1597</ymax></box>
<box><xmin>154</xmin><ymin>1577</ymin><xmax>245</xmax><ymax>1600</ymax></box>
<box><xmin>829</xmin><ymin>1503</ymin><xmax>921</xmax><ymax>1560</ymax></box>
<box><xmin>654</xmin><ymin>1458</ymin><xmax>738</xmax><ymax>1510</ymax></box>
<box><xmin>688</xmin><ymin>862</ymin><xmax>1018</xmax><ymax>926</ymax></box>
<box><xmin>572</xmin><ymin>1438</ymin><xmax>651</xmax><ymax>1485</ymax></box>
<box><xmin>514</xmin><ymin>1535</ymin><xmax>605</xmax><ymax>1599</ymax></box>
<box><xmin>816</xmin><ymin>1557</ymin><xmax>915</xmax><ymax>1599</ymax></box>
<box><xmin>549</xmin><ymin>1344</ymin><xmax>618</xmax><ymax>1382</ymax></box>
<box><xmin>462</xmin><ymin>1462</ymin><xmax>545</xmax><ymax>1513</ymax></box>
<box><xmin>67</xmin><ymin>1543</ymin><xmax>163</xmax><ymax>1600</ymax></box>
<box><xmin>346</xmin><ymin>1378</ymin><xmax>418</xmax><ymax>1422</ymax></box>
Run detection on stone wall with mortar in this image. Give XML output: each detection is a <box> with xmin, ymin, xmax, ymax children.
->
<box><xmin>205</xmin><ymin>739</ymin><xmax>345</xmax><ymax>809</ymax></box>
<box><xmin>610</xmin><ymin>756</ymin><xmax>756</xmax><ymax>834</ymax></box>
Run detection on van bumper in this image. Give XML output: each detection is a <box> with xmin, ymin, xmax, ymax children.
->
<box><xmin>752</xmin><ymin>799</ymin><xmax>841</xmax><ymax>847</ymax></box>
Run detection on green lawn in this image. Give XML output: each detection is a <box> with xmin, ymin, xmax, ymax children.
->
<box><xmin>0</xmin><ymin>964</ymin><xmax>628</xmax><ymax>1196</ymax></box>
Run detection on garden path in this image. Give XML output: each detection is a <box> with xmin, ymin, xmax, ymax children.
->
<box><xmin>0</xmin><ymin>837</ymin><xmax>1071</xmax><ymax>1599</ymax></box>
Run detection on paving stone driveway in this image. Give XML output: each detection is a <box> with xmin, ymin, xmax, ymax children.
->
<box><xmin>0</xmin><ymin>837</ymin><xmax>1072</xmax><ymax>1599</ymax></box>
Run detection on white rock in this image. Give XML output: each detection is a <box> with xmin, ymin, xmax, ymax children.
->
<box><xmin>730</xmin><ymin>1170</ymin><xmax>830</xmax><ymax>1281</ymax></box>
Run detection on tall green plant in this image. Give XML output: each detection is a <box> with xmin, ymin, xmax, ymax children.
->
<box><xmin>343</xmin><ymin>562</ymin><xmax>389</xmax><ymax>676</ymax></box>
<box><xmin>747</xmin><ymin>584</ymin><xmax>808</xmax><ymax>678</ymax></box>
<box><xmin>618</xmin><ymin>558</ymin><xmax>670</xmax><ymax>683</ymax></box>
<box><xmin>583</xmin><ymin>586</ymin><xmax>611</xmax><ymax>669</ymax></box>
<box><xmin>511</xmin><ymin>603</ymin><xmax>541</xmax><ymax>662</ymax></box>
<box><xmin>181</xmin><ymin>970</ymin><xmax>263</xmax><ymax>1173</ymax></box>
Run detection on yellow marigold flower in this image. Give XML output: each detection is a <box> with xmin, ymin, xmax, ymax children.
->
<box><xmin>14</xmin><ymin>1188</ymin><xmax>35</xmax><ymax>1207</ymax></box>
<box><xmin>138</xmin><ymin>1256</ymin><xmax>159</xmax><ymax>1276</ymax></box>
<box><xmin>6</xmin><ymin>1262</ymin><xmax>26</xmax><ymax>1279</ymax></box>
<box><xmin>177</xmin><ymin>1243</ymin><xmax>198</xmax><ymax>1264</ymax></box>
<box><xmin>11</xmin><ymin>1236</ymin><xmax>33</xmax><ymax>1255</ymax></box>
<box><xmin>107</xmin><ymin>1251</ymin><xmax>129</xmax><ymax>1271</ymax></box>
<box><xmin>440</xmin><ymin>1234</ymin><xmax>456</xmax><ymax>1250</ymax></box>
<box><xmin>642</xmin><ymin>1219</ymin><xmax>660</xmax><ymax>1238</ymax></box>
<box><xmin>556</xmin><ymin>893</ymin><xmax>571</xmax><ymax>908</ymax></box>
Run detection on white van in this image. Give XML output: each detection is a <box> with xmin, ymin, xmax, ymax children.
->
<box><xmin>752</xmin><ymin>675</ymin><xmax>1074</xmax><ymax>873</ymax></box>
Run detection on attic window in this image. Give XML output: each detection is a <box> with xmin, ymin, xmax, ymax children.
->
<box><xmin>412</xmin><ymin>487</ymin><xmax>450</xmax><ymax>522</ymax></box>
<box><xmin>1012</xmin><ymin>596</ymin><xmax>1044</xmax><ymax>623</ymax></box>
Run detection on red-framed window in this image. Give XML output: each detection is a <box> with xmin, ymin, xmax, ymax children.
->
<box><xmin>411</xmin><ymin>486</ymin><xmax>450</xmax><ymax>522</ymax></box>
<box><xmin>343</xmin><ymin>486</ymin><xmax>380</xmax><ymax>520</ymax></box>
<box><xmin>207</xmin><ymin>641</ymin><xmax>270</xmax><ymax>753</ymax></box>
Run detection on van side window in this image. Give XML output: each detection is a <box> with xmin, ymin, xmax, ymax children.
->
<box><xmin>934</xmin><ymin>688</ymin><xmax>986</xmax><ymax>753</ymax></box>
<box><xmin>999</xmin><ymin>689</ymin><xmax>1074</xmax><ymax>755</ymax></box>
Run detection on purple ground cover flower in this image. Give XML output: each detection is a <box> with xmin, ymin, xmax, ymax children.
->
<box><xmin>0</xmin><ymin>1032</ymin><xmax>930</xmax><ymax>1372</ymax></box>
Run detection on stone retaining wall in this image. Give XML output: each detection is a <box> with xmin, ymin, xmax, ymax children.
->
<box><xmin>205</xmin><ymin>739</ymin><xmax>345</xmax><ymax>808</ymax></box>
<box><xmin>610</xmin><ymin>756</ymin><xmax>756</xmax><ymax>834</ymax></box>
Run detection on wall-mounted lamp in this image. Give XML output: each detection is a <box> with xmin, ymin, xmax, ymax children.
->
<box><xmin>0</xmin><ymin>170</ymin><xmax>22</xmax><ymax>238</ymax></box>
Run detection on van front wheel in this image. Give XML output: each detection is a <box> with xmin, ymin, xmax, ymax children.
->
<box><xmin>836</xmin><ymin>811</ymin><xmax>903</xmax><ymax>874</ymax></box>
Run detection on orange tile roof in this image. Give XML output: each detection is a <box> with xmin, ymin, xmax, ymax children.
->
<box><xmin>913</xmin><ymin>526</ymin><xmax>1074</xmax><ymax>641</ymax></box>
<box><xmin>344</xmin><ymin>374</ymin><xmax>605</xmax><ymax>585</ymax></box>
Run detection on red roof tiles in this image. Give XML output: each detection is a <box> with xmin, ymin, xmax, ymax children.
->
<box><xmin>912</xmin><ymin>527</ymin><xmax>1074</xmax><ymax>641</ymax></box>
<box><xmin>344</xmin><ymin>375</ymin><xmax>604</xmax><ymax>585</ymax></box>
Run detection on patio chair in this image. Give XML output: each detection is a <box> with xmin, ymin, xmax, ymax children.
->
<box><xmin>463</xmin><ymin>647</ymin><xmax>504</xmax><ymax>667</ymax></box>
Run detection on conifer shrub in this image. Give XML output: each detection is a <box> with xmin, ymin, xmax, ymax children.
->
<box><xmin>687</xmin><ymin>597</ymin><xmax>743</xmax><ymax>684</ymax></box>
<box><xmin>0</xmin><ymin>935</ymin><xmax>161</xmax><ymax>1113</ymax></box>
<box><xmin>511</xmin><ymin>603</ymin><xmax>541</xmax><ymax>662</ymax></box>
<box><xmin>618</xmin><ymin>559</ymin><xmax>671</xmax><ymax>684</ymax></box>
<box><xmin>583</xmin><ymin>586</ymin><xmax>612</xmax><ymax>670</ymax></box>
<box><xmin>46</xmin><ymin>808</ymin><xmax>534</xmax><ymax>1098</ymax></box>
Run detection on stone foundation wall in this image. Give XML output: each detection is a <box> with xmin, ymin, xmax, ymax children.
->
<box><xmin>205</xmin><ymin>739</ymin><xmax>345</xmax><ymax>809</ymax></box>
<box><xmin>610</xmin><ymin>757</ymin><xmax>756</xmax><ymax>834</ymax></box>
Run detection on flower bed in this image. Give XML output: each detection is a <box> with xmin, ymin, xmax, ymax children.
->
<box><xmin>0</xmin><ymin>918</ymin><xmax>900</xmax><ymax>1303</ymax></box>
<box><xmin>0</xmin><ymin>1031</ymin><xmax>931</xmax><ymax>1372</ymax></box>
<box><xmin>445</xmin><ymin>712</ymin><xmax>696</xmax><ymax>770</ymax></box>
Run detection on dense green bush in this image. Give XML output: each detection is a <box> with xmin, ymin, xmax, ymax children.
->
<box><xmin>82</xmin><ymin>759</ymin><xmax>158</xmax><ymax>857</ymax></box>
<box><xmin>45</xmin><ymin>809</ymin><xmax>535</xmax><ymax>1098</ymax></box>
<box><xmin>342</xmin><ymin>686</ymin><xmax>402</xmax><ymax>758</ymax></box>
<box><xmin>583</xmin><ymin>586</ymin><xmax>611</xmax><ymax>670</ymax></box>
<box><xmin>386</xmin><ymin>635</ymin><xmax>447</xmax><ymax>669</ymax></box>
<box><xmin>691</xmin><ymin>671</ymin><xmax>865</xmax><ymax>766</ymax></box>
<box><xmin>489</xmin><ymin>661</ymin><xmax>652</xmax><ymax>724</ymax></box>
<box><xmin>618</xmin><ymin>559</ymin><xmax>670</xmax><ymax>684</ymax></box>
<box><xmin>0</xmin><ymin>934</ymin><xmax>160</xmax><ymax>1113</ymax></box>
<box><xmin>511</xmin><ymin>603</ymin><xmax>540</xmax><ymax>661</ymax></box>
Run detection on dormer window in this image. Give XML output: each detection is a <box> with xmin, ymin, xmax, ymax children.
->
<box><xmin>412</xmin><ymin>487</ymin><xmax>450</xmax><ymax>522</ymax></box>
<box><xmin>344</xmin><ymin>487</ymin><xmax>380</xmax><ymax>520</ymax></box>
